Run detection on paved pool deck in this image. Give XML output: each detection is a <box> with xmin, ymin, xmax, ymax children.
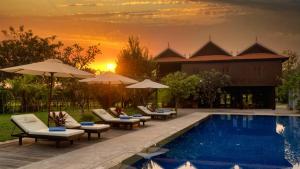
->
<box><xmin>1</xmin><ymin>108</ymin><xmax>299</xmax><ymax>169</ymax></box>
<box><xmin>18</xmin><ymin>111</ymin><xmax>210</xmax><ymax>169</ymax></box>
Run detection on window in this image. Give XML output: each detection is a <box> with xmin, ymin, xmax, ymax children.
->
<box><xmin>226</xmin><ymin>94</ymin><xmax>231</xmax><ymax>105</ymax></box>
<box><xmin>220</xmin><ymin>94</ymin><xmax>225</xmax><ymax>105</ymax></box>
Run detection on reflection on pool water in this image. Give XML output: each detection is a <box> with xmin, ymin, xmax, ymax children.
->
<box><xmin>122</xmin><ymin>115</ymin><xmax>300</xmax><ymax>169</ymax></box>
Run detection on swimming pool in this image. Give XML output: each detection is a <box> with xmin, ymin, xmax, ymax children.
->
<box><xmin>120</xmin><ymin>115</ymin><xmax>300</xmax><ymax>169</ymax></box>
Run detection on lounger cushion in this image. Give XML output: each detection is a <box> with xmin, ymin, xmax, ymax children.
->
<box><xmin>137</xmin><ymin>106</ymin><xmax>171</xmax><ymax>116</ymax></box>
<box><xmin>29</xmin><ymin>129</ymin><xmax>84</xmax><ymax>137</ymax></box>
<box><xmin>80</xmin><ymin>124</ymin><xmax>110</xmax><ymax>130</ymax></box>
<box><xmin>109</xmin><ymin>107</ymin><xmax>124</xmax><ymax>117</ymax></box>
<box><xmin>132</xmin><ymin>116</ymin><xmax>151</xmax><ymax>121</ymax></box>
<box><xmin>93</xmin><ymin>109</ymin><xmax>140</xmax><ymax>123</ymax></box>
<box><xmin>52</xmin><ymin>111</ymin><xmax>111</xmax><ymax>131</ymax></box>
<box><xmin>106</xmin><ymin>118</ymin><xmax>140</xmax><ymax>123</ymax></box>
<box><xmin>93</xmin><ymin>109</ymin><xmax>115</xmax><ymax>121</ymax></box>
<box><xmin>11</xmin><ymin>114</ymin><xmax>84</xmax><ymax>137</ymax></box>
<box><xmin>11</xmin><ymin>114</ymin><xmax>48</xmax><ymax>133</ymax></box>
<box><xmin>51</xmin><ymin>111</ymin><xmax>81</xmax><ymax>128</ymax></box>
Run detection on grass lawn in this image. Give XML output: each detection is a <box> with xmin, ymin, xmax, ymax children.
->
<box><xmin>124</xmin><ymin>107</ymin><xmax>142</xmax><ymax>115</ymax></box>
<box><xmin>0</xmin><ymin>107</ymin><xmax>142</xmax><ymax>142</ymax></box>
<box><xmin>0</xmin><ymin>109</ymin><xmax>96</xmax><ymax>142</ymax></box>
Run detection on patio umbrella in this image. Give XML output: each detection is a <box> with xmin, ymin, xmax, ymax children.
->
<box><xmin>79</xmin><ymin>71</ymin><xmax>138</xmax><ymax>85</ymax></box>
<box><xmin>126</xmin><ymin>79</ymin><xmax>169</xmax><ymax>89</ymax></box>
<box><xmin>0</xmin><ymin>59</ymin><xmax>93</xmax><ymax>125</ymax></box>
<box><xmin>126</xmin><ymin>79</ymin><xmax>169</xmax><ymax>105</ymax></box>
<box><xmin>79</xmin><ymin>72</ymin><xmax>138</xmax><ymax>107</ymax></box>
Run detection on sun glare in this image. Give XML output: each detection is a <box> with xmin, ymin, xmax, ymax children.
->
<box><xmin>90</xmin><ymin>62</ymin><xmax>117</xmax><ymax>73</ymax></box>
<box><xmin>106</xmin><ymin>63</ymin><xmax>117</xmax><ymax>72</ymax></box>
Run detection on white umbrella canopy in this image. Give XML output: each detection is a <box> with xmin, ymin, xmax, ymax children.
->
<box><xmin>126</xmin><ymin>79</ymin><xmax>169</xmax><ymax>89</ymax></box>
<box><xmin>79</xmin><ymin>72</ymin><xmax>138</xmax><ymax>108</ymax></box>
<box><xmin>126</xmin><ymin>79</ymin><xmax>168</xmax><ymax>106</ymax></box>
<box><xmin>1</xmin><ymin>59</ymin><xmax>93</xmax><ymax>78</ymax></box>
<box><xmin>79</xmin><ymin>71</ymin><xmax>138</xmax><ymax>85</ymax></box>
<box><xmin>0</xmin><ymin>59</ymin><xmax>94</xmax><ymax>125</ymax></box>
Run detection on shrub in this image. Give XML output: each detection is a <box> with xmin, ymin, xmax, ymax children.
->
<box><xmin>296</xmin><ymin>100</ymin><xmax>300</xmax><ymax>110</ymax></box>
<box><xmin>80</xmin><ymin>113</ymin><xmax>95</xmax><ymax>122</ymax></box>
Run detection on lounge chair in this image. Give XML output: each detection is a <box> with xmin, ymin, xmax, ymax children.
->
<box><xmin>11</xmin><ymin>114</ymin><xmax>84</xmax><ymax>147</ymax></box>
<box><xmin>92</xmin><ymin>109</ymin><xmax>140</xmax><ymax>129</ymax></box>
<box><xmin>109</xmin><ymin>107</ymin><xmax>151</xmax><ymax>126</ymax></box>
<box><xmin>137</xmin><ymin>106</ymin><xmax>172</xmax><ymax>120</ymax></box>
<box><xmin>50</xmin><ymin>111</ymin><xmax>110</xmax><ymax>140</ymax></box>
<box><xmin>153</xmin><ymin>107</ymin><xmax>177</xmax><ymax>117</ymax></box>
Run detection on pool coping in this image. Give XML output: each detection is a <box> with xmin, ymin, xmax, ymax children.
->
<box><xmin>112</xmin><ymin>112</ymin><xmax>300</xmax><ymax>168</ymax></box>
<box><xmin>112</xmin><ymin>115</ymin><xmax>211</xmax><ymax>168</ymax></box>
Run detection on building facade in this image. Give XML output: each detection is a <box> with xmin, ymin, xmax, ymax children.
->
<box><xmin>154</xmin><ymin>41</ymin><xmax>288</xmax><ymax>109</ymax></box>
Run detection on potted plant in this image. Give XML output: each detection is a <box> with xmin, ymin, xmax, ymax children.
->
<box><xmin>50</xmin><ymin>111</ymin><xmax>67</xmax><ymax>127</ymax></box>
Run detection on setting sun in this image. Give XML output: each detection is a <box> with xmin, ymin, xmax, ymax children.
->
<box><xmin>106</xmin><ymin>63</ymin><xmax>117</xmax><ymax>72</ymax></box>
<box><xmin>89</xmin><ymin>62</ymin><xmax>117</xmax><ymax>73</ymax></box>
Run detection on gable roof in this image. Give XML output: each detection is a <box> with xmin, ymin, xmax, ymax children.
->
<box><xmin>236</xmin><ymin>42</ymin><xmax>287</xmax><ymax>61</ymax></box>
<box><xmin>154</xmin><ymin>48</ymin><xmax>186</xmax><ymax>62</ymax></box>
<box><xmin>191</xmin><ymin>41</ymin><xmax>231</xmax><ymax>58</ymax></box>
<box><xmin>238</xmin><ymin>42</ymin><xmax>277</xmax><ymax>56</ymax></box>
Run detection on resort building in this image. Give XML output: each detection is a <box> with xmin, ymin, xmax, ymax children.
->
<box><xmin>154</xmin><ymin>41</ymin><xmax>288</xmax><ymax>109</ymax></box>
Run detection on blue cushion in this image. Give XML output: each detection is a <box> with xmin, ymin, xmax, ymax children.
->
<box><xmin>119</xmin><ymin>115</ymin><xmax>131</xmax><ymax>119</ymax></box>
<box><xmin>156</xmin><ymin>108</ymin><xmax>164</xmax><ymax>113</ymax></box>
<box><xmin>133</xmin><ymin>114</ymin><xmax>143</xmax><ymax>117</ymax></box>
<box><xmin>49</xmin><ymin>127</ymin><xmax>66</xmax><ymax>132</ymax></box>
<box><xmin>80</xmin><ymin>122</ymin><xmax>95</xmax><ymax>126</ymax></box>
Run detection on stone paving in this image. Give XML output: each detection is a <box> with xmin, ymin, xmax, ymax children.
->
<box><xmin>18</xmin><ymin>111</ymin><xmax>209</xmax><ymax>169</ymax></box>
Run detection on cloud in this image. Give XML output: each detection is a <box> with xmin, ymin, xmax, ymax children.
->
<box><xmin>121</xmin><ymin>0</ymin><xmax>186</xmax><ymax>6</ymax></box>
<box><xmin>189</xmin><ymin>0</ymin><xmax>300</xmax><ymax>11</ymax></box>
<box><xmin>59</xmin><ymin>1</ymin><xmax>247</xmax><ymax>26</ymax></box>
<box><xmin>59</xmin><ymin>3</ymin><xmax>103</xmax><ymax>7</ymax></box>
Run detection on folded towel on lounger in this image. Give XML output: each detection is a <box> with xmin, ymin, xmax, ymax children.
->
<box><xmin>119</xmin><ymin>115</ymin><xmax>131</xmax><ymax>119</ymax></box>
<box><xmin>156</xmin><ymin>109</ymin><xmax>165</xmax><ymax>113</ymax></box>
<box><xmin>133</xmin><ymin>114</ymin><xmax>143</xmax><ymax>117</ymax></box>
<box><xmin>49</xmin><ymin>127</ymin><xmax>66</xmax><ymax>131</ymax></box>
<box><xmin>80</xmin><ymin>122</ymin><xmax>95</xmax><ymax>126</ymax></box>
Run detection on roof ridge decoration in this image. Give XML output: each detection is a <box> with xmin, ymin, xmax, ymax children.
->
<box><xmin>190</xmin><ymin>41</ymin><xmax>232</xmax><ymax>58</ymax></box>
<box><xmin>238</xmin><ymin>42</ymin><xmax>277</xmax><ymax>56</ymax></box>
<box><xmin>154</xmin><ymin>47</ymin><xmax>185</xmax><ymax>60</ymax></box>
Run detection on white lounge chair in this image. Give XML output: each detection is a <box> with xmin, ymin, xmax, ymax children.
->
<box><xmin>154</xmin><ymin>107</ymin><xmax>177</xmax><ymax>117</ymax></box>
<box><xmin>92</xmin><ymin>109</ymin><xmax>140</xmax><ymax>129</ymax></box>
<box><xmin>50</xmin><ymin>111</ymin><xmax>110</xmax><ymax>140</ymax></box>
<box><xmin>137</xmin><ymin>106</ymin><xmax>173</xmax><ymax>120</ymax></box>
<box><xmin>11</xmin><ymin>114</ymin><xmax>84</xmax><ymax>147</ymax></box>
<box><xmin>109</xmin><ymin>107</ymin><xmax>151</xmax><ymax>126</ymax></box>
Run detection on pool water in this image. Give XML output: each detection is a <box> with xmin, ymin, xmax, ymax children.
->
<box><xmin>125</xmin><ymin>115</ymin><xmax>300</xmax><ymax>169</ymax></box>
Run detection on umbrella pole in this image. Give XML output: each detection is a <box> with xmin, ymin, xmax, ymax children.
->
<box><xmin>47</xmin><ymin>73</ymin><xmax>54</xmax><ymax>126</ymax></box>
<box><xmin>108</xmin><ymin>82</ymin><xmax>111</xmax><ymax>108</ymax></box>
<box><xmin>156</xmin><ymin>89</ymin><xmax>158</xmax><ymax>107</ymax></box>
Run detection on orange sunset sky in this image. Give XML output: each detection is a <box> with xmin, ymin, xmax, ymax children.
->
<box><xmin>0</xmin><ymin>0</ymin><xmax>300</xmax><ymax>71</ymax></box>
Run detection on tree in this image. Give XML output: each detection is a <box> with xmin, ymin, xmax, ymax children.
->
<box><xmin>0</xmin><ymin>26</ymin><xmax>62</xmax><ymax>78</ymax></box>
<box><xmin>5</xmin><ymin>75</ymin><xmax>48</xmax><ymax>112</ymax></box>
<box><xmin>116</xmin><ymin>36</ymin><xmax>157</xmax><ymax>79</ymax></box>
<box><xmin>162</xmin><ymin>72</ymin><xmax>200</xmax><ymax>111</ymax></box>
<box><xmin>57</xmin><ymin>43</ymin><xmax>101</xmax><ymax>71</ymax></box>
<box><xmin>198</xmin><ymin>69</ymin><xmax>231</xmax><ymax>108</ymax></box>
<box><xmin>282</xmin><ymin>50</ymin><xmax>299</xmax><ymax>73</ymax></box>
<box><xmin>278</xmin><ymin>51</ymin><xmax>300</xmax><ymax>103</ymax></box>
<box><xmin>0</xmin><ymin>26</ymin><xmax>99</xmax><ymax>75</ymax></box>
<box><xmin>0</xmin><ymin>26</ymin><xmax>101</xmax><ymax>113</ymax></box>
